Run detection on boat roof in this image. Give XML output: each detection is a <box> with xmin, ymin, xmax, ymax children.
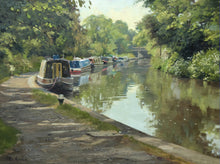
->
<box><xmin>45</xmin><ymin>58</ymin><xmax>69</xmax><ymax>62</ymax></box>
<box><xmin>72</xmin><ymin>58</ymin><xmax>90</xmax><ymax>61</ymax></box>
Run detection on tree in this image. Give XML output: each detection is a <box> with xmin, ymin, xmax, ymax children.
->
<box><xmin>134</xmin><ymin>0</ymin><xmax>219</xmax><ymax>80</ymax></box>
<box><xmin>0</xmin><ymin>0</ymin><xmax>89</xmax><ymax>59</ymax></box>
<box><xmin>0</xmin><ymin>0</ymin><xmax>90</xmax><ymax>78</ymax></box>
<box><xmin>83</xmin><ymin>15</ymin><xmax>135</xmax><ymax>56</ymax></box>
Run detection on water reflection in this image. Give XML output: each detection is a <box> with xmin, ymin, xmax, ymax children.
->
<box><xmin>143</xmin><ymin>68</ymin><xmax>220</xmax><ymax>157</ymax></box>
<box><xmin>68</xmin><ymin>59</ymin><xmax>220</xmax><ymax>157</ymax></box>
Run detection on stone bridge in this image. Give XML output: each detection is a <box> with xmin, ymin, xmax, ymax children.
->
<box><xmin>130</xmin><ymin>47</ymin><xmax>150</xmax><ymax>58</ymax></box>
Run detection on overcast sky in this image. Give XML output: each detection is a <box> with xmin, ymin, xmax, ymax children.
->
<box><xmin>79</xmin><ymin>0</ymin><xmax>151</xmax><ymax>30</ymax></box>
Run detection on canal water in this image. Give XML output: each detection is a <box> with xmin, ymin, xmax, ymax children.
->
<box><xmin>65</xmin><ymin>59</ymin><xmax>219</xmax><ymax>157</ymax></box>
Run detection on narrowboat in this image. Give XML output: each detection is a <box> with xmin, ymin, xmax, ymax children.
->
<box><xmin>89</xmin><ymin>56</ymin><xmax>102</xmax><ymax>65</ymax></box>
<box><xmin>37</xmin><ymin>56</ymin><xmax>73</xmax><ymax>91</ymax></box>
<box><xmin>101</xmin><ymin>56</ymin><xmax>113</xmax><ymax>64</ymax></box>
<box><xmin>69</xmin><ymin>58</ymin><xmax>91</xmax><ymax>75</ymax></box>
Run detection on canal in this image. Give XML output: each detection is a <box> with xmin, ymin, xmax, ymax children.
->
<box><xmin>63</xmin><ymin>59</ymin><xmax>219</xmax><ymax>157</ymax></box>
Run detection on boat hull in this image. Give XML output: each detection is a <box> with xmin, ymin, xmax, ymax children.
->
<box><xmin>37</xmin><ymin>75</ymin><xmax>73</xmax><ymax>91</ymax></box>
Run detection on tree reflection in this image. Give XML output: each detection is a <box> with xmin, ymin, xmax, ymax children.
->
<box><xmin>140</xmin><ymin>67</ymin><xmax>220</xmax><ymax>157</ymax></box>
<box><xmin>73</xmin><ymin>68</ymin><xmax>128</xmax><ymax>112</ymax></box>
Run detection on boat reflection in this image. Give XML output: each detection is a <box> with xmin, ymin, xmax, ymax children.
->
<box><xmin>71</xmin><ymin>72</ymin><xmax>90</xmax><ymax>95</ymax></box>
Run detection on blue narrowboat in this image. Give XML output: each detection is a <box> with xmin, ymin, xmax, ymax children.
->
<box><xmin>70</xmin><ymin>58</ymin><xmax>91</xmax><ymax>75</ymax></box>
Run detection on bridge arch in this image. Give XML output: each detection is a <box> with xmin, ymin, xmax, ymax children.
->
<box><xmin>130</xmin><ymin>47</ymin><xmax>150</xmax><ymax>58</ymax></box>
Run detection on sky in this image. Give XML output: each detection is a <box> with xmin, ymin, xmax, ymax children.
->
<box><xmin>79</xmin><ymin>0</ymin><xmax>151</xmax><ymax>30</ymax></box>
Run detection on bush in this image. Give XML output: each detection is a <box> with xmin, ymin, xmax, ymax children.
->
<box><xmin>29</xmin><ymin>55</ymin><xmax>44</xmax><ymax>72</ymax></box>
<box><xmin>0</xmin><ymin>63</ymin><xmax>10</xmax><ymax>82</ymax></box>
<box><xmin>150</xmin><ymin>55</ymin><xmax>163</xmax><ymax>70</ymax></box>
<box><xmin>0</xmin><ymin>55</ymin><xmax>43</xmax><ymax>82</ymax></box>
<box><xmin>168</xmin><ymin>58</ymin><xmax>190</xmax><ymax>78</ymax></box>
<box><xmin>150</xmin><ymin>48</ymin><xmax>219</xmax><ymax>81</ymax></box>
<box><xmin>188</xmin><ymin>49</ymin><xmax>219</xmax><ymax>81</ymax></box>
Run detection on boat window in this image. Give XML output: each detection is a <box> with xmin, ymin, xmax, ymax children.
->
<box><xmin>45</xmin><ymin>62</ymin><xmax>53</xmax><ymax>78</ymax></box>
<box><xmin>81</xmin><ymin>59</ymin><xmax>90</xmax><ymax>67</ymax></box>
<box><xmin>62</xmin><ymin>62</ymin><xmax>70</xmax><ymax>77</ymax></box>
<box><xmin>70</xmin><ymin>61</ymin><xmax>80</xmax><ymax>68</ymax></box>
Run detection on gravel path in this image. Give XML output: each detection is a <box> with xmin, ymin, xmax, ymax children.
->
<box><xmin>0</xmin><ymin>75</ymin><xmax>172</xmax><ymax>164</ymax></box>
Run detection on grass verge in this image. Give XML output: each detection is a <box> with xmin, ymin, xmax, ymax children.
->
<box><xmin>0</xmin><ymin>119</ymin><xmax>19</xmax><ymax>154</ymax></box>
<box><xmin>31</xmin><ymin>89</ymin><xmax>118</xmax><ymax>131</ymax></box>
<box><xmin>0</xmin><ymin>77</ymin><xmax>10</xmax><ymax>84</ymax></box>
<box><xmin>32</xmin><ymin>89</ymin><xmax>58</xmax><ymax>106</ymax></box>
<box><xmin>56</xmin><ymin>104</ymin><xmax>119</xmax><ymax>131</ymax></box>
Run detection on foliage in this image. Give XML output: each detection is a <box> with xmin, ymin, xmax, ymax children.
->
<box><xmin>188</xmin><ymin>49</ymin><xmax>219</xmax><ymax>81</ymax></box>
<box><xmin>150</xmin><ymin>48</ymin><xmax>219</xmax><ymax>80</ymax></box>
<box><xmin>0</xmin><ymin>0</ymin><xmax>87</xmax><ymax>58</ymax></box>
<box><xmin>0</xmin><ymin>0</ymin><xmax>90</xmax><ymax>80</ymax></box>
<box><xmin>29</xmin><ymin>55</ymin><xmax>44</xmax><ymax>72</ymax></box>
<box><xmin>57</xmin><ymin>104</ymin><xmax>119</xmax><ymax>131</ymax></box>
<box><xmin>32</xmin><ymin>89</ymin><xmax>58</xmax><ymax>106</ymax></box>
<box><xmin>0</xmin><ymin>63</ymin><xmax>10</xmax><ymax>81</ymax></box>
<box><xmin>0</xmin><ymin>55</ymin><xmax>43</xmax><ymax>81</ymax></box>
<box><xmin>132</xmin><ymin>29</ymin><xmax>149</xmax><ymax>47</ymax></box>
<box><xmin>168</xmin><ymin>58</ymin><xmax>190</xmax><ymax>78</ymax></box>
<box><xmin>83</xmin><ymin>15</ymin><xmax>136</xmax><ymax>56</ymax></box>
<box><xmin>0</xmin><ymin>119</ymin><xmax>19</xmax><ymax>154</ymax></box>
<box><xmin>134</xmin><ymin>0</ymin><xmax>219</xmax><ymax>81</ymax></box>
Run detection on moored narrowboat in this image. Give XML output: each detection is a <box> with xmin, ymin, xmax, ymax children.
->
<box><xmin>89</xmin><ymin>56</ymin><xmax>102</xmax><ymax>65</ymax></box>
<box><xmin>37</xmin><ymin>56</ymin><xmax>73</xmax><ymax>91</ymax></box>
<box><xmin>69</xmin><ymin>58</ymin><xmax>91</xmax><ymax>75</ymax></box>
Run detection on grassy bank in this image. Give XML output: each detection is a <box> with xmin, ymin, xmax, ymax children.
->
<box><xmin>32</xmin><ymin>89</ymin><xmax>58</xmax><ymax>106</ymax></box>
<box><xmin>56</xmin><ymin>104</ymin><xmax>119</xmax><ymax>131</ymax></box>
<box><xmin>0</xmin><ymin>119</ymin><xmax>19</xmax><ymax>154</ymax></box>
<box><xmin>31</xmin><ymin>89</ymin><xmax>119</xmax><ymax>131</ymax></box>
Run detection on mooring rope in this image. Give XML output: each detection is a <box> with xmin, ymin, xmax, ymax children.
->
<box><xmin>47</xmin><ymin>77</ymin><xmax>57</xmax><ymax>90</ymax></box>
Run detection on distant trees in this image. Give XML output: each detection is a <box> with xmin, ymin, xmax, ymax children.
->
<box><xmin>134</xmin><ymin>0</ymin><xmax>219</xmax><ymax>81</ymax></box>
<box><xmin>83</xmin><ymin>15</ymin><xmax>136</xmax><ymax>56</ymax></box>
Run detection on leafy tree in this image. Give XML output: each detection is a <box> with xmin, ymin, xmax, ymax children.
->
<box><xmin>0</xmin><ymin>0</ymin><xmax>90</xmax><ymax>79</ymax></box>
<box><xmin>83</xmin><ymin>15</ymin><xmax>135</xmax><ymax>56</ymax></box>
<box><xmin>134</xmin><ymin>0</ymin><xmax>219</xmax><ymax>81</ymax></box>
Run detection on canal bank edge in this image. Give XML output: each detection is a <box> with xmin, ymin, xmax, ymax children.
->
<box><xmin>28</xmin><ymin>75</ymin><xmax>219</xmax><ymax>164</ymax></box>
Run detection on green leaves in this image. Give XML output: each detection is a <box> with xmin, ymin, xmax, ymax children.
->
<box><xmin>136</xmin><ymin>0</ymin><xmax>219</xmax><ymax>80</ymax></box>
<box><xmin>26</xmin><ymin>13</ymin><xmax>31</xmax><ymax>19</ymax></box>
<box><xmin>0</xmin><ymin>0</ymin><xmax>88</xmax><ymax>59</ymax></box>
<box><xmin>83</xmin><ymin>15</ymin><xmax>135</xmax><ymax>56</ymax></box>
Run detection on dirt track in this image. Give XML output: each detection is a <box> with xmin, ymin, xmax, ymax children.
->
<box><xmin>0</xmin><ymin>74</ymin><xmax>173</xmax><ymax>164</ymax></box>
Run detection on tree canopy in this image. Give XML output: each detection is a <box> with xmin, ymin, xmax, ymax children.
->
<box><xmin>83</xmin><ymin>15</ymin><xmax>135</xmax><ymax>56</ymax></box>
<box><xmin>0</xmin><ymin>0</ymin><xmax>89</xmax><ymax>77</ymax></box>
<box><xmin>134</xmin><ymin>0</ymin><xmax>219</xmax><ymax>81</ymax></box>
